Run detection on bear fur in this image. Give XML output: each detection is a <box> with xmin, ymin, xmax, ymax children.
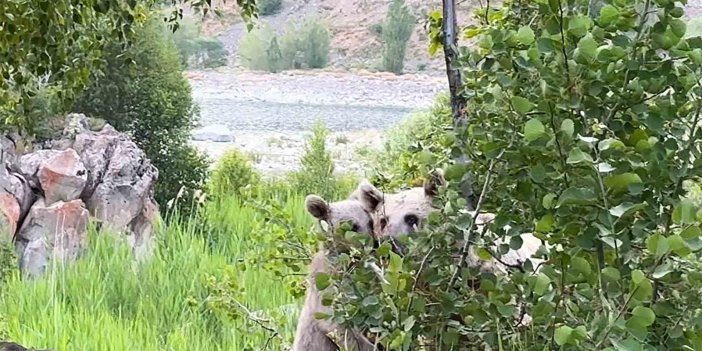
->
<box><xmin>291</xmin><ymin>193</ymin><xmax>377</xmax><ymax>351</ymax></box>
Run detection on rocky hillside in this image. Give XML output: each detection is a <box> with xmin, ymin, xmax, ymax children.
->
<box><xmin>192</xmin><ymin>0</ymin><xmax>702</xmax><ymax>74</ymax></box>
<box><xmin>194</xmin><ymin>0</ymin><xmax>480</xmax><ymax>74</ymax></box>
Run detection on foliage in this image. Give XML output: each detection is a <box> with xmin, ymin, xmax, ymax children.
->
<box><xmin>327</xmin><ymin>0</ymin><xmax>702</xmax><ymax>349</ymax></box>
<box><xmin>289</xmin><ymin>120</ymin><xmax>337</xmax><ymax>200</ymax></box>
<box><xmin>239</xmin><ymin>24</ymin><xmax>286</xmax><ymax>72</ymax></box>
<box><xmin>72</xmin><ymin>16</ymin><xmax>210</xmax><ymax>214</ymax></box>
<box><xmin>361</xmin><ymin>93</ymin><xmax>453</xmax><ymax>190</ymax></box>
<box><xmin>167</xmin><ymin>18</ymin><xmax>229</xmax><ymax>69</ymax></box>
<box><xmin>0</xmin><ymin>234</ymin><xmax>16</xmax><ymax>288</ymax></box>
<box><xmin>208</xmin><ymin>149</ymin><xmax>261</xmax><ymax>200</ymax></box>
<box><xmin>381</xmin><ymin>0</ymin><xmax>416</xmax><ymax>74</ymax></box>
<box><xmin>280</xmin><ymin>16</ymin><xmax>331</xmax><ymax>69</ymax></box>
<box><xmin>0</xmin><ymin>0</ymin><xmax>148</xmax><ymax>133</ymax></box>
<box><xmin>259</xmin><ymin>0</ymin><xmax>283</xmax><ymax>16</ymax></box>
<box><xmin>240</xmin><ymin>17</ymin><xmax>330</xmax><ymax>72</ymax></box>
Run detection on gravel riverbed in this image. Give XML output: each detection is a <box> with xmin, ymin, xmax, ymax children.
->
<box><xmin>188</xmin><ymin>68</ymin><xmax>447</xmax><ymax>177</ymax></box>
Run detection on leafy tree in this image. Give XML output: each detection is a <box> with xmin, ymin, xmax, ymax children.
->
<box><xmin>322</xmin><ymin>0</ymin><xmax>702</xmax><ymax>349</ymax></box>
<box><xmin>381</xmin><ymin>0</ymin><xmax>415</xmax><ymax>74</ymax></box>
<box><xmin>259</xmin><ymin>0</ymin><xmax>283</xmax><ymax>16</ymax></box>
<box><xmin>73</xmin><ymin>16</ymin><xmax>209</xmax><ymax>213</ymax></box>
<box><xmin>0</xmin><ymin>0</ymin><xmax>258</xmax><ymax>134</ymax></box>
<box><xmin>280</xmin><ymin>16</ymin><xmax>331</xmax><ymax>69</ymax></box>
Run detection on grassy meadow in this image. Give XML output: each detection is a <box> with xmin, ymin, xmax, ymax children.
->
<box><xmin>0</xmin><ymin>177</ymin><xmax>358</xmax><ymax>350</ymax></box>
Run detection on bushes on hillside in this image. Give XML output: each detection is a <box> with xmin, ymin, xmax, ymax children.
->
<box><xmin>259</xmin><ymin>0</ymin><xmax>283</xmax><ymax>16</ymax></box>
<box><xmin>167</xmin><ymin>19</ymin><xmax>229</xmax><ymax>69</ymax></box>
<box><xmin>72</xmin><ymin>16</ymin><xmax>210</xmax><ymax>215</ymax></box>
<box><xmin>239</xmin><ymin>17</ymin><xmax>330</xmax><ymax>72</ymax></box>
<box><xmin>381</xmin><ymin>0</ymin><xmax>415</xmax><ymax>74</ymax></box>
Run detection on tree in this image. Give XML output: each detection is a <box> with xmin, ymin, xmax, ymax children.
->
<box><xmin>73</xmin><ymin>16</ymin><xmax>209</xmax><ymax>213</ymax></box>
<box><xmin>326</xmin><ymin>0</ymin><xmax>702</xmax><ymax>349</ymax></box>
<box><xmin>0</xmin><ymin>0</ymin><xmax>258</xmax><ymax>135</ymax></box>
<box><xmin>381</xmin><ymin>0</ymin><xmax>416</xmax><ymax>74</ymax></box>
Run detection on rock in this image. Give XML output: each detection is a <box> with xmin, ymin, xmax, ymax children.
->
<box><xmin>192</xmin><ymin>124</ymin><xmax>236</xmax><ymax>142</ymax></box>
<box><xmin>0</xmin><ymin>341</ymin><xmax>53</xmax><ymax>351</ymax></box>
<box><xmin>0</xmin><ymin>191</ymin><xmax>20</xmax><ymax>238</ymax></box>
<box><xmin>17</xmin><ymin>198</ymin><xmax>89</xmax><ymax>277</ymax></box>
<box><xmin>18</xmin><ymin>150</ymin><xmax>61</xmax><ymax>190</ymax></box>
<box><xmin>36</xmin><ymin>149</ymin><xmax>87</xmax><ymax>205</ymax></box>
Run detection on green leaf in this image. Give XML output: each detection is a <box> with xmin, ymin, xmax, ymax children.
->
<box><xmin>566</xmin><ymin>148</ymin><xmax>593</xmax><ymax>164</ymax></box>
<box><xmin>362</xmin><ymin>295</ymin><xmax>379</xmax><ymax>307</ymax></box>
<box><xmin>557</xmin><ymin>187</ymin><xmax>597</xmax><ymax>206</ymax></box>
<box><xmin>570</xmin><ymin>256</ymin><xmax>591</xmax><ymax>275</ymax></box>
<box><xmin>524</xmin><ymin>118</ymin><xmax>545</xmax><ymax>141</ymax></box>
<box><xmin>536</xmin><ymin>214</ymin><xmax>555</xmax><ymax>233</ymax></box>
<box><xmin>604</xmin><ymin>173</ymin><xmax>642</xmax><ymax>192</ymax></box>
<box><xmin>315</xmin><ymin>272</ymin><xmax>331</xmax><ymax>290</ymax></box>
<box><xmin>567</xmin><ymin>16</ymin><xmax>592</xmax><ymax>38</ymax></box>
<box><xmin>631</xmin><ymin>270</ymin><xmax>645</xmax><ymax>285</ymax></box>
<box><xmin>609</xmin><ymin>202</ymin><xmax>646</xmax><ymax>218</ymax></box>
<box><xmin>611</xmin><ymin>338</ymin><xmax>644</xmax><ymax>351</ymax></box>
<box><xmin>672</xmin><ymin>199</ymin><xmax>699</xmax><ymax>225</ymax></box>
<box><xmin>513</xmin><ymin>96</ymin><xmax>536</xmax><ymax>114</ymax></box>
<box><xmin>599</xmin><ymin>5</ymin><xmax>619</xmax><ymax>26</ymax></box>
<box><xmin>646</xmin><ymin>234</ymin><xmax>670</xmax><ymax>258</ymax></box>
<box><xmin>533</xmin><ymin>273</ymin><xmax>551</xmax><ymax>295</ymax></box>
<box><xmin>652</xmin><ymin>262</ymin><xmax>673</xmax><ymax>279</ymax></box>
<box><xmin>577</xmin><ymin>34</ymin><xmax>597</xmax><ymax>61</ymax></box>
<box><xmin>670</xmin><ymin>19</ymin><xmax>687</xmax><ymax>38</ymax></box>
<box><xmin>516</xmin><ymin>26</ymin><xmax>535</xmax><ymax>45</ymax></box>
<box><xmin>560</xmin><ymin>119</ymin><xmax>574</xmax><ymax>137</ymax></box>
<box><xmin>630</xmin><ymin>306</ymin><xmax>656</xmax><ymax>327</ymax></box>
<box><xmin>554</xmin><ymin>326</ymin><xmax>573</xmax><ymax>346</ymax></box>
<box><xmin>542</xmin><ymin>193</ymin><xmax>557</xmax><ymax>209</ymax></box>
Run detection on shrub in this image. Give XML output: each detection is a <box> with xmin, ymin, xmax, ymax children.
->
<box><xmin>167</xmin><ymin>19</ymin><xmax>229</xmax><ymax>69</ymax></box>
<box><xmin>289</xmin><ymin>120</ymin><xmax>336</xmax><ymax>199</ymax></box>
<box><xmin>361</xmin><ymin>93</ymin><xmax>452</xmax><ymax>190</ymax></box>
<box><xmin>239</xmin><ymin>24</ymin><xmax>285</xmax><ymax>72</ymax></box>
<box><xmin>381</xmin><ymin>0</ymin><xmax>415</xmax><ymax>74</ymax></box>
<box><xmin>331</xmin><ymin>1</ymin><xmax>702</xmax><ymax>349</ymax></box>
<box><xmin>208</xmin><ymin>149</ymin><xmax>261</xmax><ymax>199</ymax></box>
<box><xmin>259</xmin><ymin>0</ymin><xmax>283</xmax><ymax>16</ymax></box>
<box><xmin>241</xmin><ymin>17</ymin><xmax>330</xmax><ymax>72</ymax></box>
<box><xmin>72</xmin><ymin>16</ymin><xmax>210</xmax><ymax>215</ymax></box>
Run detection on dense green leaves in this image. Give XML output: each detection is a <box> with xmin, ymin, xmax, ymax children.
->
<box><xmin>325</xmin><ymin>0</ymin><xmax>702</xmax><ymax>350</ymax></box>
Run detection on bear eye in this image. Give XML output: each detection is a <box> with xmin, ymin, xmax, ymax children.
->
<box><xmin>351</xmin><ymin>223</ymin><xmax>360</xmax><ymax>232</ymax></box>
<box><xmin>379</xmin><ymin>217</ymin><xmax>388</xmax><ymax>229</ymax></box>
<box><xmin>404</xmin><ymin>214</ymin><xmax>419</xmax><ymax>226</ymax></box>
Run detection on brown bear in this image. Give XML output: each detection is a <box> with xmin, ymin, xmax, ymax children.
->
<box><xmin>354</xmin><ymin>170</ymin><xmax>547</xmax><ymax>273</ymax></box>
<box><xmin>291</xmin><ymin>193</ymin><xmax>378</xmax><ymax>351</ymax></box>
<box><xmin>354</xmin><ymin>170</ymin><xmax>551</xmax><ymax>328</ymax></box>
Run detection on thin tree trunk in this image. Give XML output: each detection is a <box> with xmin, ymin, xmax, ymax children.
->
<box><xmin>442</xmin><ymin>0</ymin><xmax>476</xmax><ymax>209</ymax></box>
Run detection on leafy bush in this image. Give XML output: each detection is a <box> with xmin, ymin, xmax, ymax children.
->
<box><xmin>72</xmin><ymin>16</ymin><xmax>210</xmax><ymax>215</ymax></box>
<box><xmin>329</xmin><ymin>1</ymin><xmax>702</xmax><ymax>349</ymax></box>
<box><xmin>289</xmin><ymin>120</ymin><xmax>336</xmax><ymax>199</ymax></box>
<box><xmin>259</xmin><ymin>0</ymin><xmax>283</xmax><ymax>16</ymax></box>
<box><xmin>239</xmin><ymin>24</ymin><xmax>285</xmax><ymax>72</ymax></box>
<box><xmin>381</xmin><ymin>0</ymin><xmax>415</xmax><ymax>74</ymax></box>
<box><xmin>208</xmin><ymin>149</ymin><xmax>261</xmax><ymax>199</ymax></box>
<box><xmin>362</xmin><ymin>93</ymin><xmax>452</xmax><ymax>190</ymax></box>
<box><xmin>240</xmin><ymin>17</ymin><xmax>330</xmax><ymax>72</ymax></box>
<box><xmin>167</xmin><ymin>19</ymin><xmax>229</xmax><ymax>69</ymax></box>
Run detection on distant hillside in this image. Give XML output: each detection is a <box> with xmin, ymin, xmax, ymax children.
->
<box><xmin>191</xmin><ymin>0</ymin><xmax>702</xmax><ymax>75</ymax></box>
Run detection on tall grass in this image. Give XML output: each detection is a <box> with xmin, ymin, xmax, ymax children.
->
<box><xmin>0</xmin><ymin>182</ymin><xmax>338</xmax><ymax>351</ymax></box>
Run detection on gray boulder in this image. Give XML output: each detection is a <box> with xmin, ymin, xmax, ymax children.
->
<box><xmin>192</xmin><ymin>124</ymin><xmax>235</xmax><ymax>142</ymax></box>
<box><xmin>17</xmin><ymin>198</ymin><xmax>89</xmax><ymax>277</ymax></box>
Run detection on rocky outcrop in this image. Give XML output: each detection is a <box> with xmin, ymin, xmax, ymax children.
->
<box><xmin>0</xmin><ymin>341</ymin><xmax>53</xmax><ymax>351</ymax></box>
<box><xmin>2</xmin><ymin>113</ymin><xmax>159</xmax><ymax>277</ymax></box>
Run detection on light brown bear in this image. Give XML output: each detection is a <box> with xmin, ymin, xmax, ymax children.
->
<box><xmin>292</xmin><ymin>193</ymin><xmax>377</xmax><ymax>351</ymax></box>
<box><xmin>354</xmin><ymin>170</ymin><xmax>550</xmax><ymax>329</ymax></box>
<box><xmin>354</xmin><ymin>170</ymin><xmax>548</xmax><ymax>274</ymax></box>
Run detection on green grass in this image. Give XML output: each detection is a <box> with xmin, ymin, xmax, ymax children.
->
<box><xmin>0</xmin><ymin>181</ymin><xmax>344</xmax><ymax>351</ymax></box>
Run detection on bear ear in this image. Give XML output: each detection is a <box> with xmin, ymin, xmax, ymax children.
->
<box><xmin>305</xmin><ymin>195</ymin><xmax>330</xmax><ymax>220</ymax></box>
<box><xmin>352</xmin><ymin>179</ymin><xmax>384</xmax><ymax>212</ymax></box>
<box><xmin>423</xmin><ymin>168</ymin><xmax>447</xmax><ymax>197</ymax></box>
